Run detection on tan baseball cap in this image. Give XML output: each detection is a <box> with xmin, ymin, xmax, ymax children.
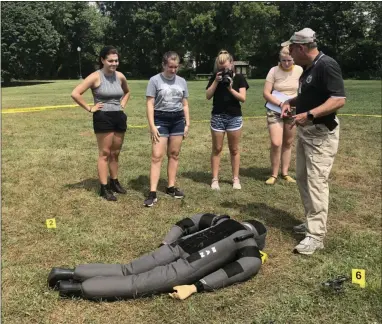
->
<box><xmin>281</xmin><ymin>28</ymin><xmax>317</xmax><ymax>47</ymax></box>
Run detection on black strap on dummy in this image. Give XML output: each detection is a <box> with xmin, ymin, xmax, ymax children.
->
<box><xmin>211</xmin><ymin>214</ymin><xmax>230</xmax><ymax>226</ymax></box>
<box><xmin>175</xmin><ymin>218</ymin><xmax>195</xmax><ymax>235</ymax></box>
<box><xmin>233</xmin><ymin>233</ymin><xmax>254</xmax><ymax>242</ymax></box>
<box><xmin>222</xmin><ymin>262</ymin><xmax>244</xmax><ymax>278</ymax></box>
<box><xmin>194</xmin><ymin>281</ymin><xmax>205</xmax><ymax>292</ymax></box>
<box><xmin>237</xmin><ymin>246</ymin><xmax>261</xmax><ymax>259</ymax></box>
<box><xmin>199</xmin><ymin>213</ymin><xmax>216</xmax><ymax>229</ymax></box>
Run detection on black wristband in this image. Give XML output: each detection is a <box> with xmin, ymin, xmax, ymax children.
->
<box><xmin>194</xmin><ymin>281</ymin><xmax>205</xmax><ymax>292</ymax></box>
<box><xmin>307</xmin><ymin>110</ymin><xmax>314</xmax><ymax>121</ymax></box>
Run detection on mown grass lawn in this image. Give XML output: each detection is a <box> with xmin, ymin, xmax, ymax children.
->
<box><xmin>1</xmin><ymin>80</ymin><xmax>381</xmax><ymax>324</ymax></box>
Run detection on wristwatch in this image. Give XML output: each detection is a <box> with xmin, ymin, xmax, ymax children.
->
<box><xmin>307</xmin><ymin>110</ymin><xmax>314</xmax><ymax>121</ymax></box>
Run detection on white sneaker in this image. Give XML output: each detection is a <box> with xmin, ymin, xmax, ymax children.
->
<box><xmin>232</xmin><ymin>178</ymin><xmax>241</xmax><ymax>190</ymax></box>
<box><xmin>211</xmin><ymin>179</ymin><xmax>220</xmax><ymax>190</ymax></box>
<box><xmin>294</xmin><ymin>236</ymin><xmax>324</xmax><ymax>255</ymax></box>
<box><xmin>293</xmin><ymin>223</ymin><xmax>307</xmax><ymax>235</ymax></box>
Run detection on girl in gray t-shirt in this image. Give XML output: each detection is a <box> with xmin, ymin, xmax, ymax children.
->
<box><xmin>144</xmin><ymin>51</ymin><xmax>190</xmax><ymax>207</ymax></box>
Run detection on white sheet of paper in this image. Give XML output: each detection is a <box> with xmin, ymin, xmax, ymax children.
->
<box><xmin>265</xmin><ymin>90</ymin><xmax>293</xmax><ymax>114</ymax></box>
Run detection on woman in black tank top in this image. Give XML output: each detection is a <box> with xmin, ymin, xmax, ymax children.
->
<box><xmin>71</xmin><ymin>46</ymin><xmax>131</xmax><ymax>201</ymax></box>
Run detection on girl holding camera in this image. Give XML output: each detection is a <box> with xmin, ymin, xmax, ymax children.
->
<box><xmin>206</xmin><ymin>50</ymin><xmax>249</xmax><ymax>190</ymax></box>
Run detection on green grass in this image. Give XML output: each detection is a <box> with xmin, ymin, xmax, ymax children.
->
<box><xmin>2</xmin><ymin>80</ymin><xmax>381</xmax><ymax>324</ymax></box>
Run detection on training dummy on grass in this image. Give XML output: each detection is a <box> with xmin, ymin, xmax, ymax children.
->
<box><xmin>48</xmin><ymin>213</ymin><xmax>267</xmax><ymax>301</ymax></box>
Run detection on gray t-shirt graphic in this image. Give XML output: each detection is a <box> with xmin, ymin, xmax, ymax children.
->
<box><xmin>146</xmin><ymin>73</ymin><xmax>189</xmax><ymax>112</ymax></box>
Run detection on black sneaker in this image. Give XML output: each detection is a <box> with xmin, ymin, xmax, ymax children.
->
<box><xmin>100</xmin><ymin>185</ymin><xmax>117</xmax><ymax>201</ymax></box>
<box><xmin>144</xmin><ymin>191</ymin><xmax>157</xmax><ymax>207</ymax></box>
<box><xmin>109</xmin><ymin>178</ymin><xmax>127</xmax><ymax>194</ymax></box>
<box><xmin>165</xmin><ymin>187</ymin><xmax>184</xmax><ymax>199</ymax></box>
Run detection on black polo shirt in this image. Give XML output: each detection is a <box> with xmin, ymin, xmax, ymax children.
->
<box><xmin>296</xmin><ymin>52</ymin><xmax>345</xmax><ymax>126</ymax></box>
<box><xmin>206</xmin><ymin>74</ymin><xmax>249</xmax><ymax>116</ymax></box>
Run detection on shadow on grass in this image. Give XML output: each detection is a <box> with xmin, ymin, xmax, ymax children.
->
<box><xmin>181</xmin><ymin>171</ymin><xmax>211</xmax><ymax>185</ymax></box>
<box><xmin>239</xmin><ymin>167</ymin><xmax>270</xmax><ymax>181</ymax></box>
<box><xmin>128</xmin><ymin>175</ymin><xmax>168</xmax><ymax>195</ymax></box>
<box><xmin>221</xmin><ymin>201</ymin><xmax>302</xmax><ymax>239</ymax></box>
<box><xmin>181</xmin><ymin>171</ymin><xmax>239</xmax><ymax>185</ymax></box>
<box><xmin>182</xmin><ymin>168</ymin><xmax>271</xmax><ymax>185</ymax></box>
<box><xmin>1</xmin><ymin>80</ymin><xmax>55</xmax><ymax>88</ymax></box>
<box><xmin>65</xmin><ymin>178</ymin><xmax>99</xmax><ymax>192</ymax></box>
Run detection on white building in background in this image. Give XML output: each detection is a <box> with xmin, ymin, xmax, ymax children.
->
<box><xmin>183</xmin><ymin>51</ymin><xmax>197</xmax><ymax>69</ymax></box>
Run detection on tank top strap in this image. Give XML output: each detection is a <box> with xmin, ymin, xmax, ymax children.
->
<box><xmin>97</xmin><ymin>69</ymin><xmax>106</xmax><ymax>83</ymax></box>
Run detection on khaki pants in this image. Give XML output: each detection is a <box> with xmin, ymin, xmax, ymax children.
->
<box><xmin>296</xmin><ymin>120</ymin><xmax>340</xmax><ymax>241</ymax></box>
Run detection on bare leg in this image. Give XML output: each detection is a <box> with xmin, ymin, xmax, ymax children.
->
<box><xmin>109</xmin><ymin>132</ymin><xmax>125</xmax><ymax>179</ymax></box>
<box><xmin>227</xmin><ymin>129</ymin><xmax>242</xmax><ymax>180</ymax></box>
<box><xmin>211</xmin><ymin>130</ymin><xmax>225</xmax><ymax>180</ymax></box>
<box><xmin>281</xmin><ymin>122</ymin><xmax>296</xmax><ymax>176</ymax></box>
<box><xmin>96</xmin><ymin>133</ymin><xmax>114</xmax><ymax>184</ymax></box>
<box><xmin>167</xmin><ymin>136</ymin><xmax>183</xmax><ymax>187</ymax></box>
<box><xmin>268</xmin><ymin>122</ymin><xmax>283</xmax><ymax>178</ymax></box>
<box><xmin>149</xmin><ymin>137</ymin><xmax>168</xmax><ymax>192</ymax></box>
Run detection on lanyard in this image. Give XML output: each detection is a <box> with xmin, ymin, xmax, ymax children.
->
<box><xmin>298</xmin><ymin>53</ymin><xmax>325</xmax><ymax>94</ymax></box>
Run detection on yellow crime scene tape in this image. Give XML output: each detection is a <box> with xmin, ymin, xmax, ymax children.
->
<box><xmin>2</xmin><ymin>103</ymin><xmax>381</xmax><ymax>131</ymax></box>
<box><xmin>2</xmin><ymin>104</ymin><xmax>79</xmax><ymax>114</ymax></box>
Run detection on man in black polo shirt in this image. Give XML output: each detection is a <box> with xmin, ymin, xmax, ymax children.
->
<box><xmin>280</xmin><ymin>28</ymin><xmax>346</xmax><ymax>255</ymax></box>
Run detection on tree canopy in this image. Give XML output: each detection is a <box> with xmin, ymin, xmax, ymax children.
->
<box><xmin>1</xmin><ymin>1</ymin><xmax>381</xmax><ymax>82</ymax></box>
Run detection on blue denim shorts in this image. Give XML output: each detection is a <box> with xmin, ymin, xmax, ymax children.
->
<box><xmin>211</xmin><ymin>113</ymin><xmax>243</xmax><ymax>132</ymax></box>
<box><xmin>154</xmin><ymin>110</ymin><xmax>185</xmax><ymax>137</ymax></box>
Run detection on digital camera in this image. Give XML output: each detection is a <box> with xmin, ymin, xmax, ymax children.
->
<box><xmin>220</xmin><ymin>68</ymin><xmax>233</xmax><ymax>87</ymax></box>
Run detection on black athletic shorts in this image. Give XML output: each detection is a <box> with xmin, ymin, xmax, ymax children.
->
<box><xmin>93</xmin><ymin>110</ymin><xmax>127</xmax><ymax>133</ymax></box>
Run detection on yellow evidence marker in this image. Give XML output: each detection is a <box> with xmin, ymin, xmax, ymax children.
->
<box><xmin>259</xmin><ymin>251</ymin><xmax>268</xmax><ymax>264</ymax></box>
<box><xmin>46</xmin><ymin>218</ymin><xmax>57</xmax><ymax>229</ymax></box>
<box><xmin>351</xmin><ymin>269</ymin><xmax>366</xmax><ymax>288</ymax></box>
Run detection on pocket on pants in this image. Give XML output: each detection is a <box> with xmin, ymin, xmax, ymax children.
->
<box><xmin>314</xmin><ymin>124</ymin><xmax>328</xmax><ymax>132</ymax></box>
<box><xmin>312</xmin><ymin>138</ymin><xmax>323</xmax><ymax>146</ymax></box>
<box><xmin>311</xmin><ymin>155</ymin><xmax>333</xmax><ymax>179</ymax></box>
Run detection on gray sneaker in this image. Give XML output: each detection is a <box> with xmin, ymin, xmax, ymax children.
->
<box><xmin>294</xmin><ymin>237</ymin><xmax>324</xmax><ymax>255</ymax></box>
<box><xmin>293</xmin><ymin>223</ymin><xmax>307</xmax><ymax>235</ymax></box>
<box><xmin>165</xmin><ymin>187</ymin><xmax>184</xmax><ymax>199</ymax></box>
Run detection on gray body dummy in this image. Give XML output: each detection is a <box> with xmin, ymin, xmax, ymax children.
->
<box><xmin>72</xmin><ymin>213</ymin><xmax>267</xmax><ymax>300</ymax></box>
